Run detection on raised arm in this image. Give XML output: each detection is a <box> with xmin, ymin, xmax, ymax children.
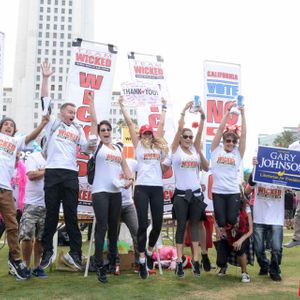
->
<box><xmin>171</xmin><ymin>101</ymin><xmax>193</xmax><ymax>153</ymax></box>
<box><xmin>41</xmin><ymin>61</ymin><xmax>54</xmax><ymax>98</ymax></box>
<box><xmin>238</xmin><ymin>105</ymin><xmax>246</xmax><ymax>158</ymax></box>
<box><xmin>194</xmin><ymin>106</ymin><xmax>206</xmax><ymax>153</ymax></box>
<box><xmin>119</xmin><ymin>96</ymin><xmax>139</xmax><ymax>148</ymax></box>
<box><xmin>156</xmin><ymin>98</ymin><xmax>167</xmax><ymax>138</ymax></box>
<box><xmin>25</xmin><ymin>114</ymin><xmax>49</xmax><ymax>145</ymax></box>
<box><xmin>88</xmin><ymin>93</ymin><xmax>98</xmax><ymax>136</ymax></box>
<box><xmin>210</xmin><ymin>102</ymin><xmax>236</xmax><ymax>152</ymax></box>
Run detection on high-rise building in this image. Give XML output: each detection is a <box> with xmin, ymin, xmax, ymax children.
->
<box><xmin>12</xmin><ymin>0</ymin><xmax>94</xmax><ymax>133</ymax></box>
<box><xmin>1</xmin><ymin>87</ymin><xmax>13</xmax><ymax>120</ymax></box>
<box><xmin>0</xmin><ymin>32</ymin><xmax>4</xmax><ymax>117</ymax></box>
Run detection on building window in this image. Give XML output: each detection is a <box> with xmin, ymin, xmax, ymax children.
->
<box><xmin>46</xmin><ymin>24</ymin><xmax>50</xmax><ymax>30</ymax></box>
<box><xmin>40</xmin><ymin>0</ymin><xmax>44</xmax><ymax>4</ymax></box>
<box><xmin>34</xmin><ymin>123</ymin><xmax>38</xmax><ymax>128</ymax></box>
<box><xmin>37</xmin><ymin>66</ymin><xmax>40</xmax><ymax>72</ymax></box>
<box><xmin>34</xmin><ymin>112</ymin><xmax>38</xmax><ymax>119</ymax></box>
<box><xmin>69</xmin><ymin>1</ymin><xmax>72</xmax><ymax>6</ymax></box>
<box><xmin>54</xmin><ymin>8</ymin><xmax>58</xmax><ymax>13</ymax></box>
<box><xmin>62</xmin><ymin>0</ymin><xmax>66</xmax><ymax>5</ymax></box>
<box><xmin>58</xmin><ymin>103</ymin><xmax>62</xmax><ymax>109</ymax></box>
<box><xmin>61</xmin><ymin>16</ymin><xmax>65</xmax><ymax>22</ymax></box>
<box><xmin>61</xmin><ymin>25</ymin><xmax>64</xmax><ymax>30</ymax></box>
<box><xmin>39</xmin><ymin>15</ymin><xmax>43</xmax><ymax>21</ymax></box>
<box><xmin>36</xmin><ymin>84</ymin><xmax>40</xmax><ymax>90</ymax></box>
<box><xmin>40</xmin><ymin>7</ymin><xmax>43</xmax><ymax>12</ymax></box>
<box><xmin>52</xmin><ymin>58</ymin><xmax>56</xmax><ymax>64</ymax></box>
<box><xmin>3</xmin><ymin>105</ymin><xmax>6</xmax><ymax>112</ymax></box>
<box><xmin>59</xmin><ymin>67</ymin><xmax>63</xmax><ymax>73</ymax></box>
<box><xmin>60</xmin><ymin>58</ymin><xmax>63</xmax><ymax>64</ymax></box>
<box><xmin>45</xmin><ymin>49</ymin><xmax>49</xmax><ymax>55</ymax></box>
<box><xmin>59</xmin><ymin>76</ymin><xmax>63</xmax><ymax>82</ymax></box>
<box><xmin>53</xmin><ymin>33</ymin><xmax>57</xmax><ymax>38</ymax></box>
<box><xmin>47</xmin><ymin>15</ymin><xmax>50</xmax><ymax>21</ymax></box>
<box><xmin>38</xmin><ymin>40</ymin><xmax>42</xmax><ymax>46</ymax></box>
<box><xmin>68</xmin><ymin>33</ymin><xmax>71</xmax><ymax>39</ymax></box>
<box><xmin>55</xmin><ymin>0</ymin><xmax>58</xmax><ymax>4</ymax></box>
<box><xmin>52</xmin><ymin>50</ymin><xmax>56</xmax><ymax>55</ymax></box>
<box><xmin>67</xmin><ymin>50</ymin><xmax>71</xmax><ymax>56</ymax></box>
<box><xmin>36</xmin><ymin>75</ymin><xmax>40</xmax><ymax>81</ymax></box>
<box><xmin>38</xmin><ymin>49</ymin><xmax>42</xmax><ymax>55</ymax></box>
<box><xmin>60</xmin><ymin>41</ymin><xmax>64</xmax><ymax>47</ymax></box>
<box><xmin>51</xmin><ymin>77</ymin><xmax>55</xmax><ymax>82</ymax></box>
<box><xmin>35</xmin><ymin>103</ymin><xmax>39</xmax><ymax>109</ymax></box>
<box><xmin>37</xmin><ymin>57</ymin><xmax>41</xmax><ymax>63</ymax></box>
<box><xmin>35</xmin><ymin>92</ymin><xmax>39</xmax><ymax>99</ymax></box>
<box><xmin>60</xmin><ymin>33</ymin><xmax>64</xmax><ymax>39</ymax></box>
<box><xmin>47</xmin><ymin>7</ymin><xmax>50</xmax><ymax>13</ymax></box>
<box><xmin>54</xmin><ymin>16</ymin><xmax>57</xmax><ymax>22</ymax></box>
<box><xmin>69</xmin><ymin>9</ymin><xmax>72</xmax><ymax>14</ymax></box>
<box><xmin>46</xmin><ymin>32</ymin><xmax>50</xmax><ymax>38</ymax></box>
<box><xmin>68</xmin><ymin>17</ymin><xmax>72</xmax><ymax>22</ymax></box>
<box><xmin>60</xmin><ymin>50</ymin><xmax>64</xmax><ymax>56</ymax></box>
<box><xmin>47</xmin><ymin>0</ymin><xmax>51</xmax><ymax>4</ymax></box>
<box><xmin>68</xmin><ymin>25</ymin><xmax>72</xmax><ymax>31</ymax></box>
<box><xmin>38</xmin><ymin>32</ymin><xmax>42</xmax><ymax>38</ymax></box>
<box><xmin>61</xmin><ymin>8</ymin><xmax>65</xmax><ymax>14</ymax></box>
<box><xmin>58</xmin><ymin>85</ymin><xmax>62</xmax><ymax>91</ymax></box>
<box><xmin>53</xmin><ymin>41</ymin><xmax>57</xmax><ymax>47</ymax></box>
<box><xmin>58</xmin><ymin>93</ymin><xmax>62</xmax><ymax>99</ymax></box>
<box><xmin>51</xmin><ymin>93</ymin><xmax>55</xmax><ymax>98</ymax></box>
<box><xmin>51</xmin><ymin>85</ymin><xmax>55</xmax><ymax>91</ymax></box>
<box><xmin>45</xmin><ymin>41</ymin><xmax>49</xmax><ymax>46</ymax></box>
<box><xmin>39</xmin><ymin>23</ymin><xmax>43</xmax><ymax>29</ymax></box>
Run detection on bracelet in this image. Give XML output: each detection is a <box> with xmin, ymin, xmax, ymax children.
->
<box><xmin>162</xmin><ymin>104</ymin><xmax>167</xmax><ymax>110</ymax></box>
<box><xmin>162</xmin><ymin>109</ymin><xmax>167</xmax><ymax>112</ymax></box>
<box><xmin>201</xmin><ymin>114</ymin><xmax>206</xmax><ymax>120</ymax></box>
<box><xmin>128</xmin><ymin>178</ymin><xmax>134</xmax><ymax>181</ymax></box>
<box><xmin>180</xmin><ymin>112</ymin><xmax>185</xmax><ymax>117</ymax></box>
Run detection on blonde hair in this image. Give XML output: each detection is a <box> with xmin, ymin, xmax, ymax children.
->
<box><xmin>140</xmin><ymin>136</ymin><xmax>169</xmax><ymax>156</ymax></box>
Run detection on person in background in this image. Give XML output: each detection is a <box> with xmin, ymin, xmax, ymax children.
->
<box><xmin>19</xmin><ymin>139</ymin><xmax>47</xmax><ymax>278</ymax></box>
<box><xmin>284</xmin><ymin>123</ymin><xmax>300</xmax><ymax>248</ymax></box>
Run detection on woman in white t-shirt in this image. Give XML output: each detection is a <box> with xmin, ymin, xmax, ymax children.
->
<box><xmin>210</xmin><ymin>101</ymin><xmax>246</xmax><ymax>236</ymax></box>
<box><xmin>163</xmin><ymin>101</ymin><xmax>209</xmax><ymax>278</ymax></box>
<box><xmin>119</xmin><ymin>96</ymin><xmax>168</xmax><ymax>280</ymax></box>
<box><xmin>89</xmin><ymin>96</ymin><xmax>133</xmax><ymax>284</ymax></box>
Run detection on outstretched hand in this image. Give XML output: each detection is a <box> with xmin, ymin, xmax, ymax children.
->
<box><xmin>183</xmin><ymin>101</ymin><xmax>193</xmax><ymax>112</ymax></box>
<box><xmin>41</xmin><ymin>61</ymin><xmax>54</xmax><ymax>78</ymax></box>
<box><xmin>119</xmin><ymin>96</ymin><xmax>125</xmax><ymax>107</ymax></box>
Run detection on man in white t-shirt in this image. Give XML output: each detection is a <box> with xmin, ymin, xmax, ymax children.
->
<box><xmin>284</xmin><ymin>123</ymin><xmax>300</xmax><ymax>248</ymax></box>
<box><xmin>19</xmin><ymin>149</ymin><xmax>47</xmax><ymax>278</ymax></box>
<box><xmin>39</xmin><ymin>62</ymin><xmax>89</xmax><ymax>271</ymax></box>
<box><xmin>0</xmin><ymin>115</ymin><xmax>49</xmax><ymax>280</ymax></box>
<box><xmin>246</xmin><ymin>175</ymin><xmax>284</xmax><ymax>282</ymax></box>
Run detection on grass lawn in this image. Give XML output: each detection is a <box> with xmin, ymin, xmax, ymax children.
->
<box><xmin>0</xmin><ymin>231</ymin><xmax>299</xmax><ymax>300</ymax></box>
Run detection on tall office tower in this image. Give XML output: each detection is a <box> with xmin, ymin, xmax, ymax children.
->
<box><xmin>0</xmin><ymin>32</ymin><xmax>4</xmax><ymax>118</ymax></box>
<box><xmin>12</xmin><ymin>0</ymin><xmax>94</xmax><ymax>132</ymax></box>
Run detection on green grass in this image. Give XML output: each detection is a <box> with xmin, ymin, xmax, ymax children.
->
<box><xmin>0</xmin><ymin>231</ymin><xmax>299</xmax><ymax>300</ymax></box>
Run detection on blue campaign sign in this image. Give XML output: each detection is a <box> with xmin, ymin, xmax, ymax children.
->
<box><xmin>253</xmin><ymin>146</ymin><xmax>300</xmax><ymax>190</ymax></box>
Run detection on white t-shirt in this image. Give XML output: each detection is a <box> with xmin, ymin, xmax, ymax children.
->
<box><xmin>120</xmin><ymin>158</ymin><xmax>138</xmax><ymax>207</ymax></box>
<box><xmin>252</xmin><ymin>183</ymin><xmax>284</xmax><ymax>226</ymax></box>
<box><xmin>165</xmin><ymin>146</ymin><xmax>200</xmax><ymax>192</ymax></box>
<box><xmin>0</xmin><ymin>133</ymin><xmax>26</xmax><ymax>190</ymax></box>
<box><xmin>135</xmin><ymin>142</ymin><xmax>163</xmax><ymax>187</ymax></box>
<box><xmin>289</xmin><ymin>140</ymin><xmax>300</xmax><ymax>150</ymax></box>
<box><xmin>45</xmin><ymin>116</ymin><xmax>88</xmax><ymax>171</ymax></box>
<box><xmin>24</xmin><ymin>152</ymin><xmax>46</xmax><ymax>207</ymax></box>
<box><xmin>92</xmin><ymin>144</ymin><xmax>123</xmax><ymax>194</ymax></box>
<box><xmin>211</xmin><ymin>144</ymin><xmax>241</xmax><ymax>194</ymax></box>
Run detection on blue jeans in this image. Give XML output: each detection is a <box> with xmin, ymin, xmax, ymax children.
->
<box><xmin>254</xmin><ymin>223</ymin><xmax>283</xmax><ymax>275</ymax></box>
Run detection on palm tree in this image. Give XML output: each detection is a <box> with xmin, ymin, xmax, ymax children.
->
<box><xmin>273</xmin><ymin>130</ymin><xmax>296</xmax><ymax>148</ymax></box>
<box><xmin>116</xmin><ymin>118</ymin><xmax>138</xmax><ymax>134</ymax></box>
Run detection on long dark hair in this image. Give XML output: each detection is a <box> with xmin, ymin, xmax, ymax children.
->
<box><xmin>0</xmin><ymin>117</ymin><xmax>17</xmax><ymax>136</ymax></box>
<box><xmin>97</xmin><ymin>120</ymin><xmax>112</xmax><ymax>134</ymax></box>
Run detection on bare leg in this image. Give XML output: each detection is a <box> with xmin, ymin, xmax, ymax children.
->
<box><xmin>237</xmin><ymin>254</ymin><xmax>247</xmax><ymax>273</ymax></box>
<box><xmin>33</xmin><ymin>240</ymin><xmax>43</xmax><ymax>268</ymax></box>
<box><xmin>22</xmin><ymin>240</ymin><xmax>33</xmax><ymax>267</ymax></box>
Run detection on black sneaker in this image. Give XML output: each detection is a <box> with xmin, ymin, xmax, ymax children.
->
<box><xmin>139</xmin><ymin>262</ymin><xmax>149</xmax><ymax>279</ymax></box>
<box><xmin>64</xmin><ymin>252</ymin><xmax>82</xmax><ymax>270</ymax></box>
<box><xmin>258</xmin><ymin>268</ymin><xmax>268</xmax><ymax>276</ymax></box>
<box><xmin>145</xmin><ymin>252</ymin><xmax>154</xmax><ymax>270</ymax></box>
<box><xmin>175</xmin><ymin>262</ymin><xmax>184</xmax><ymax>278</ymax></box>
<box><xmin>192</xmin><ymin>260</ymin><xmax>201</xmax><ymax>277</ymax></box>
<box><xmin>96</xmin><ymin>266</ymin><xmax>108</xmax><ymax>283</ymax></box>
<box><xmin>8</xmin><ymin>258</ymin><xmax>29</xmax><ymax>280</ymax></box>
<box><xmin>218</xmin><ymin>267</ymin><xmax>227</xmax><ymax>276</ymax></box>
<box><xmin>40</xmin><ymin>250</ymin><xmax>54</xmax><ymax>269</ymax></box>
<box><xmin>270</xmin><ymin>273</ymin><xmax>282</xmax><ymax>282</ymax></box>
<box><xmin>201</xmin><ymin>254</ymin><xmax>211</xmax><ymax>272</ymax></box>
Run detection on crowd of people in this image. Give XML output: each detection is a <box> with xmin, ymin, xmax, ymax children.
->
<box><xmin>0</xmin><ymin>61</ymin><xmax>299</xmax><ymax>284</ymax></box>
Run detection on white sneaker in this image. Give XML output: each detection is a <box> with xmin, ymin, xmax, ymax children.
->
<box><xmin>284</xmin><ymin>239</ymin><xmax>300</xmax><ymax>248</ymax></box>
<box><xmin>241</xmin><ymin>272</ymin><xmax>250</xmax><ymax>283</ymax></box>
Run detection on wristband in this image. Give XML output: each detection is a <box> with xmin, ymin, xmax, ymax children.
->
<box><xmin>180</xmin><ymin>112</ymin><xmax>185</xmax><ymax>117</ymax></box>
<box><xmin>201</xmin><ymin>114</ymin><xmax>206</xmax><ymax>120</ymax></box>
<box><xmin>162</xmin><ymin>104</ymin><xmax>167</xmax><ymax>110</ymax></box>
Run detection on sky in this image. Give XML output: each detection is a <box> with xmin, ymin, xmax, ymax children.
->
<box><xmin>1</xmin><ymin>0</ymin><xmax>300</xmax><ymax>167</ymax></box>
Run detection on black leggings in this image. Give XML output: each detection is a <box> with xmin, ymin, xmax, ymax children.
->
<box><xmin>92</xmin><ymin>192</ymin><xmax>121</xmax><ymax>266</ymax></box>
<box><xmin>213</xmin><ymin>193</ymin><xmax>240</xmax><ymax>227</ymax></box>
<box><xmin>173</xmin><ymin>195</ymin><xmax>204</xmax><ymax>244</ymax></box>
<box><xmin>134</xmin><ymin>185</ymin><xmax>164</xmax><ymax>253</ymax></box>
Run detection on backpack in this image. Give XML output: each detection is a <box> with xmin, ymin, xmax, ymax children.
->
<box><xmin>87</xmin><ymin>142</ymin><xmax>122</xmax><ymax>185</ymax></box>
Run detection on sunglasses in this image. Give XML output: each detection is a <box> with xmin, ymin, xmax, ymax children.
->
<box><xmin>100</xmin><ymin>128</ymin><xmax>112</xmax><ymax>133</ymax></box>
<box><xmin>182</xmin><ymin>135</ymin><xmax>193</xmax><ymax>140</ymax></box>
<box><xmin>225</xmin><ymin>139</ymin><xmax>237</xmax><ymax>144</ymax></box>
